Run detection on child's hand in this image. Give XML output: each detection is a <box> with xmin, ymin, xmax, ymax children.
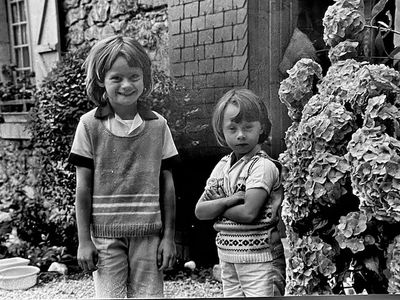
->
<box><xmin>157</xmin><ymin>237</ymin><xmax>176</xmax><ymax>271</ymax></box>
<box><xmin>205</xmin><ymin>186</ymin><xmax>226</xmax><ymax>200</ymax></box>
<box><xmin>77</xmin><ymin>240</ymin><xmax>98</xmax><ymax>273</ymax></box>
<box><xmin>230</xmin><ymin>190</ymin><xmax>245</xmax><ymax>205</ymax></box>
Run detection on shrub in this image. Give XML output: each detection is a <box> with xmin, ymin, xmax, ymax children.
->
<box><xmin>279</xmin><ymin>0</ymin><xmax>400</xmax><ymax>295</ymax></box>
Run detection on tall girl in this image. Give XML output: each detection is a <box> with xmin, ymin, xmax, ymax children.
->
<box><xmin>69</xmin><ymin>35</ymin><xmax>179</xmax><ymax>298</ymax></box>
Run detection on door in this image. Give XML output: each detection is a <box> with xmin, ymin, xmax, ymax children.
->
<box><xmin>27</xmin><ymin>0</ymin><xmax>61</xmax><ymax>84</ymax></box>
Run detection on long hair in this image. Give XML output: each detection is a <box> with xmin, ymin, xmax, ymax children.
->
<box><xmin>212</xmin><ymin>88</ymin><xmax>272</xmax><ymax>147</ymax></box>
<box><xmin>83</xmin><ymin>35</ymin><xmax>152</xmax><ymax>105</ymax></box>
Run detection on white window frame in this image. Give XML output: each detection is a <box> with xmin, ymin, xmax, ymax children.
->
<box><xmin>7</xmin><ymin>0</ymin><xmax>33</xmax><ymax>81</ymax></box>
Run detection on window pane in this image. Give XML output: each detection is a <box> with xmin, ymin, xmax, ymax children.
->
<box><xmin>11</xmin><ymin>2</ymin><xmax>18</xmax><ymax>23</ymax></box>
<box><xmin>22</xmin><ymin>47</ymin><xmax>30</xmax><ymax>67</ymax></box>
<box><xmin>19</xmin><ymin>1</ymin><xmax>26</xmax><ymax>22</ymax></box>
<box><xmin>15</xmin><ymin>48</ymin><xmax>22</xmax><ymax>67</ymax></box>
<box><xmin>21</xmin><ymin>24</ymin><xmax>27</xmax><ymax>44</ymax></box>
<box><xmin>13</xmin><ymin>26</ymin><xmax>21</xmax><ymax>45</ymax></box>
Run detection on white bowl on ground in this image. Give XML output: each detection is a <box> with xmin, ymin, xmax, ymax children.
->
<box><xmin>0</xmin><ymin>257</ymin><xmax>30</xmax><ymax>271</ymax></box>
<box><xmin>0</xmin><ymin>265</ymin><xmax>40</xmax><ymax>290</ymax></box>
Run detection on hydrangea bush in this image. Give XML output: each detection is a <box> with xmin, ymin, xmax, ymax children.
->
<box><xmin>279</xmin><ymin>0</ymin><xmax>400</xmax><ymax>295</ymax></box>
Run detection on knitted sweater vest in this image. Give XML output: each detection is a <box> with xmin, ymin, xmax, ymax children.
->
<box><xmin>81</xmin><ymin>110</ymin><xmax>164</xmax><ymax>237</ymax></box>
<box><xmin>213</xmin><ymin>151</ymin><xmax>284</xmax><ymax>263</ymax></box>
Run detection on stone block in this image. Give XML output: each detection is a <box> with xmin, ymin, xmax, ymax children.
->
<box><xmin>184</xmin><ymin>1</ymin><xmax>198</xmax><ymax>18</ymax></box>
<box><xmin>185</xmin><ymin>61</ymin><xmax>198</xmax><ymax>75</ymax></box>
<box><xmin>199</xmin><ymin>0</ymin><xmax>213</xmax><ymax>15</ymax></box>
<box><xmin>199</xmin><ymin>59</ymin><xmax>214</xmax><ymax>74</ymax></box>
<box><xmin>184</xmin><ymin>32</ymin><xmax>198</xmax><ymax>47</ymax></box>
<box><xmin>199</xmin><ymin>29</ymin><xmax>214</xmax><ymax>44</ymax></box>
<box><xmin>214</xmin><ymin>0</ymin><xmax>232</xmax><ymax>13</ymax></box>
<box><xmin>214</xmin><ymin>57</ymin><xmax>233</xmax><ymax>73</ymax></box>
<box><xmin>224</xmin><ymin>10</ymin><xmax>237</xmax><ymax>26</ymax></box>
<box><xmin>205</xmin><ymin>12</ymin><xmax>224</xmax><ymax>29</ymax></box>
<box><xmin>192</xmin><ymin>16</ymin><xmax>206</xmax><ymax>31</ymax></box>
<box><xmin>214</xmin><ymin>26</ymin><xmax>233</xmax><ymax>42</ymax></box>
<box><xmin>205</xmin><ymin>43</ymin><xmax>222</xmax><ymax>59</ymax></box>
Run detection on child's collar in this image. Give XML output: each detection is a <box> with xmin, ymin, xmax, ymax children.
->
<box><xmin>94</xmin><ymin>101</ymin><xmax>158</xmax><ymax>120</ymax></box>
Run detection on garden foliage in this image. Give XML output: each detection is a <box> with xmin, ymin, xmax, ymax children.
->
<box><xmin>279</xmin><ymin>0</ymin><xmax>400</xmax><ymax>295</ymax></box>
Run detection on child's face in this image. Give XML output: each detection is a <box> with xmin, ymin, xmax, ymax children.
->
<box><xmin>102</xmin><ymin>56</ymin><xmax>144</xmax><ymax>117</ymax></box>
<box><xmin>222</xmin><ymin>103</ymin><xmax>263</xmax><ymax>159</ymax></box>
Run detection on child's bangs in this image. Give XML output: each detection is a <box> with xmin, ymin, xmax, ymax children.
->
<box><xmin>121</xmin><ymin>46</ymin><xmax>146</xmax><ymax>70</ymax></box>
<box><xmin>231</xmin><ymin>98</ymin><xmax>261</xmax><ymax>123</ymax></box>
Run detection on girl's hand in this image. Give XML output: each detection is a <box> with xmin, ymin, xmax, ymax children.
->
<box><xmin>77</xmin><ymin>240</ymin><xmax>98</xmax><ymax>273</ymax></box>
<box><xmin>157</xmin><ymin>237</ymin><xmax>176</xmax><ymax>270</ymax></box>
<box><xmin>205</xmin><ymin>186</ymin><xmax>226</xmax><ymax>200</ymax></box>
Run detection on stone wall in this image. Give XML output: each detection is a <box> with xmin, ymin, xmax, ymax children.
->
<box><xmin>168</xmin><ymin>0</ymin><xmax>249</xmax><ymax>126</ymax></box>
<box><xmin>62</xmin><ymin>0</ymin><xmax>170</xmax><ymax>72</ymax></box>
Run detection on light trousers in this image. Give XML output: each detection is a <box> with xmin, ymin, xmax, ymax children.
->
<box><xmin>220</xmin><ymin>256</ymin><xmax>286</xmax><ymax>297</ymax></box>
<box><xmin>92</xmin><ymin>235</ymin><xmax>163</xmax><ymax>298</ymax></box>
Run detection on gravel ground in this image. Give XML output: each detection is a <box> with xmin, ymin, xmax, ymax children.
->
<box><xmin>0</xmin><ymin>271</ymin><xmax>223</xmax><ymax>299</ymax></box>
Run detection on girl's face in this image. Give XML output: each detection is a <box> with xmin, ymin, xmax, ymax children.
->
<box><xmin>222</xmin><ymin>103</ymin><xmax>263</xmax><ymax>160</ymax></box>
<box><xmin>102</xmin><ymin>56</ymin><xmax>144</xmax><ymax>118</ymax></box>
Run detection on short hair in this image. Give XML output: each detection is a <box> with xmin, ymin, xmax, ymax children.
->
<box><xmin>83</xmin><ymin>35</ymin><xmax>152</xmax><ymax>105</ymax></box>
<box><xmin>212</xmin><ymin>88</ymin><xmax>272</xmax><ymax>147</ymax></box>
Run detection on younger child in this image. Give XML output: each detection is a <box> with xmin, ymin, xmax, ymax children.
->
<box><xmin>68</xmin><ymin>35</ymin><xmax>179</xmax><ymax>298</ymax></box>
<box><xmin>195</xmin><ymin>88</ymin><xmax>286</xmax><ymax>297</ymax></box>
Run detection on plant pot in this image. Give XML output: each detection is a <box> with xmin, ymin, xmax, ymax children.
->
<box><xmin>0</xmin><ymin>265</ymin><xmax>39</xmax><ymax>290</ymax></box>
<box><xmin>0</xmin><ymin>257</ymin><xmax>30</xmax><ymax>271</ymax></box>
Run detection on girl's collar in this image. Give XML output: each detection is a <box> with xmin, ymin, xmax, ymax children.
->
<box><xmin>94</xmin><ymin>101</ymin><xmax>158</xmax><ymax>120</ymax></box>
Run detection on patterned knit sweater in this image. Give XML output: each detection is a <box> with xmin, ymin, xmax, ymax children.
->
<box><xmin>211</xmin><ymin>150</ymin><xmax>284</xmax><ymax>263</ymax></box>
<box><xmin>74</xmin><ymin>109</ymin><xmax>166</xmax><ymax>238</ymax></box>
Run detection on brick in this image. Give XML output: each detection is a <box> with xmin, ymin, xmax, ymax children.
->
<box><xmin>193</xmin><ymin>74</ymin><xmax>207</xmax><ymax>88</ymax></box>
<box><xmin>191</xmin><ymin>15</ymin><xmax>206</xmax><ymax>31</ymax></box>
<box><xmin>184</xmin><ymin>32</ymin><xmax>198</xmax><ymax>46</ymax></box>
<box><xmin>181</xmin><ymin>46</ymin><xmax>194</xmax><ymax>61</ymax></box>
<box><xmin>168</xmin><ymin>0</ymin><xmax>181</xmax><ymax>7</ymax></box>
<box><xmin>214</xmin><ymin>0</ymin><xmax>232</xmax><ymax>13</ymax></box>
<box><xmin>199</xmin><ymin>29</ymin><xmax>214</xmax><ymax>44</ymax></box>
<box><xmin>238</xmin><ymin>69</ymin><xmax>249</xmax><ymax>86</ymax></box>
<box><xmin>177</xmin><ymin>76</ymin><xmax>193</xmax><ymax>89</ymax></box>
<box><xmin>171</xmin><ymin>62</ymin><xmax>185</xmax><ymax>77</ymax></box>
<box><xmin>214</xmin><ymin>57</ymin><xmax>233</xmax><ymax>72</ymax></box>
<box><xmin>180</xmin><ymin>18</ymin><xmax>191</xmax><ymax>33</ymax></box>
<box><xmin>194</xmin><ymin>45</ymin><xmax>205</xmax><ymax>60</ymax></box>
<box><xmin>169</xmin><ymin>5</ymin><xmax>184</xmax><ymax>21</ymax></box>
<box><xmin>222</xmin><ymin>40</ymin><xmax>236</xmax><ymax>56</ymax></box>
<box><xmin>232</xmin><ymin>54</ymin><xmax>247</xmax><ymax>71</ymax></box>
<box><xmin>237</xmin><ymin>7</ymin><xmax>247</xmax><ymax>24</ymax></box>
<box><xmin>233</xmin><ymin>0</ymin><xmax>247</xmax><ymax>9</ymax></box>
<box><xmin>214</xmin><ymin>26</ymin><xmax>233</xmax><ymax>42</ymax></box>
<box><xmin>170</xmin><ymin>20</ymin><xmax>180</xmax><ymax>35</ymax></box>
<box><xmin>214</xmin><ymin>87</ymin><xmax>230</xmax><ymax>100</ymax></box>
<box><xmin>205</xmin><ymin>43</ymin><xmax>222</xmax><ymax>58</ymax></box>
<box><xmin>170</xmin><ymin>34</ymin><xmax>184</xmax><ymax>48</ymax></box>
<box><xmin>199</xmin><ymin>0</ymin><xmax>213</xmax><ymax>15</ymax></box>
<box><xmin>235</xmin><ymin>35</ymin><xmax>247</xmax><ymax>55</ymax></box>
<box><xmin>206</xmin><ymin>73</ymin><xmax>225</xmax><ymax>87</ymax></box>
<box><xmin>205</xmin><ymin>12</ymin><xmax>224</xmax><ymax>29</ymax></box>
<box><xmin>170</xmin><ymin>48</ymin><xmax>181</xmax><ymax>62</ymax></box>
<box><xmin>185</xmin><ymin>61</ymin><xmax>199</xmax><ymax>75</ymax></box>
<box><xmin>224</xmin><ymin>71</ymin><xmax>238</xmax><ymax>86</ymax></box>
<box><xmin>184</xmin><ymin>1</ymin><xmax>198</xmax><ymax>18</ymax></box>
<box><xmin>233</xmin><ymin>23</ymin><xmax>247</xmax><ymax>40</ymax></box>
<box><xmin>201</xmin><ymin>88</ymin><xmax>215</xmax><ymax>103</ymax></box>
<box><xmin>224</xmin><ymin>10</ymin><xmax>237</xmax><ymax>25</ymax></box>
<box><xmin>199</xmin><ymin>59</ymin><xmax>214</xmax><ymax>74</ymax></box>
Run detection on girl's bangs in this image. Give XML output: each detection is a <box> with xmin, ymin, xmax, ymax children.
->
<box><xmin>231</xmin><ymin>98</ymin><xmax>260</xmax><ymax>123</ymax></box>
